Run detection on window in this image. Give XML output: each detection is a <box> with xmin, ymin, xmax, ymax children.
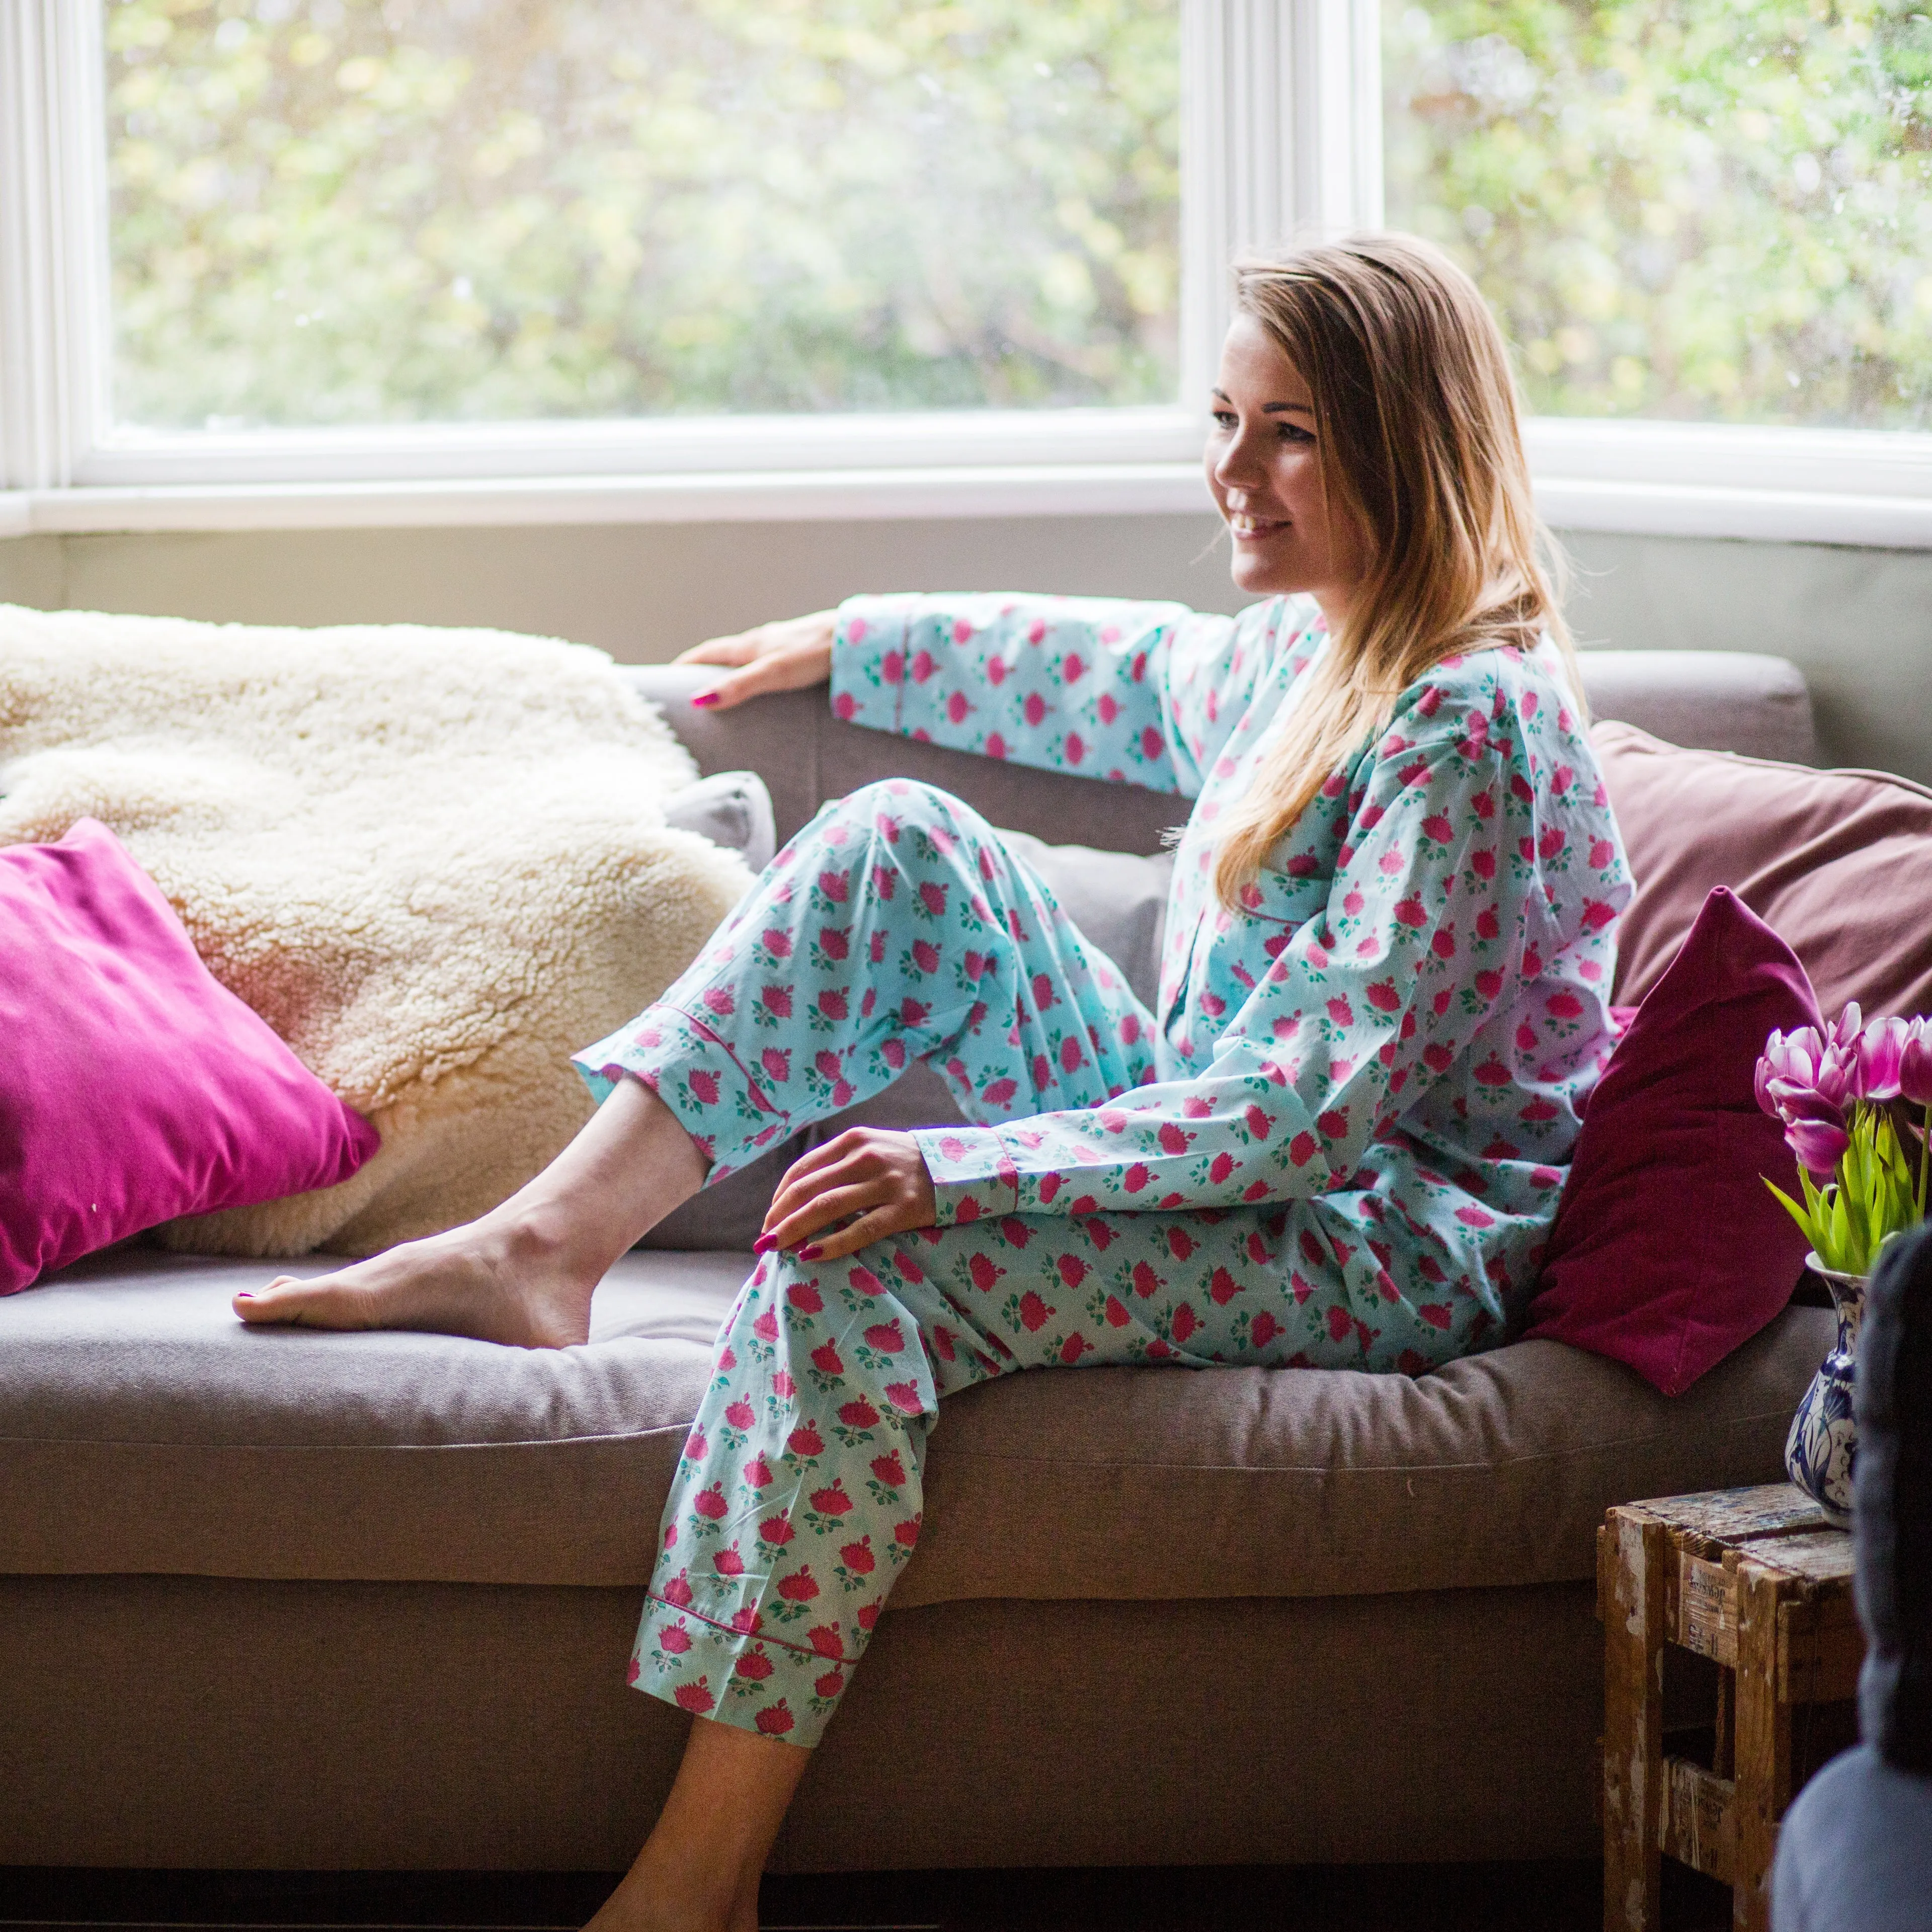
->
<box><xmin>106</xmin><ymin>0</ymin><xmax>1183</xmax><ymax>430</ymax></box>
<box><xmin>1384</xmin><ymin>0</ymin><xmax>1932</xmax><ymax>431</ymax></box>
<box><xmin>1</xmin><ymin>0</ymin><xmax>1927</xmax><ymax>541</ymax></box>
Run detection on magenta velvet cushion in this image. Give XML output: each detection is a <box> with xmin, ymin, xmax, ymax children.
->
<box><xmin>0</xmin><ymin>819</ymin><xmax>378</xmax><ymax>1293</ymax></box>
<box><xmin>1522</xmin><ymin>886</ymin><xmax>1819</xmax><ymax>1395</ymax></box>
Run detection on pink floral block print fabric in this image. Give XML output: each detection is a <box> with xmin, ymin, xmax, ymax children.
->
<box><xmin>572</xmin><ymin>590</ymin><xmax>1634</xmax><ymax>1745</ymax></box>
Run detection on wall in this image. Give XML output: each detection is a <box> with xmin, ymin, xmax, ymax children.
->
<box><xmin>1561</xmin><ymin>532</ymin><xmax>1932</xmax><ymax>788</ymax></box>
<box><xmin>4</xmin><ymin>517</ymin><xmax>1929</xmax><ymax>782</ymax></box>
<box><xmin>0</xmin><ymin>534</ymin><xmax>63</xmax><ymax>612</ymax></box>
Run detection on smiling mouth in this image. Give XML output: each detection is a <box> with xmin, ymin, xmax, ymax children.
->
<box><xmin>1227</xmin><ymin>512</ymin><xmax>1287</xmax><ymax>538</ymax></box>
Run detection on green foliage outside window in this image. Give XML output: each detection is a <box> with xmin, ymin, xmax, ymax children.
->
<box><xmin>108</xmin><ymin>0</ymin><xmax>1932</xmax><ymax>435</ymax></box>
<box><xmin>107</xmin><ymin>0</ymin><xmax>1181</xmax><ymax>428</ymax></box>
<box><xmin>1385</xmin><ymin>0</ymin><xmax>1932</xmax><ymax>429</ymax></box>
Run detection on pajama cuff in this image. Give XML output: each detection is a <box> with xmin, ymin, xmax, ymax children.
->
<box><xmin>572</xmin><ymin>1003</ymin><xmax>793</xmax><ymax>1183</ymax></box>
<box><xmin>830</xmin><ymin>595</ymin><xmax>916</xmax><ymax>735</ymax></box>
<box><xmin>631</xmin><ymin>1586</ymin><xmax>849</xmax><ymax>1750</ymax></box>
<box><xmin>914</xmin><ymin>1123</ymin><xmax>1021</xmax><ymax>1224</ymax></box>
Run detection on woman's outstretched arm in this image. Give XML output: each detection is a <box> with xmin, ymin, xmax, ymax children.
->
<box><xmin>675</xmin><ymin>593</ymin><xmax>1314</xmax><ymax>799</ymax></box>
<box><xmin>826</xmin><ymin>590</ymin><xmax>1267</xmax><ymax>796</ymax></box>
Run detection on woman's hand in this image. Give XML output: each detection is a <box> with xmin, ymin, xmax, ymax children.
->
<box><xmin>674</xmin><ymin>609</ymin><xmax>838</xmax><ymax>711</ymax></box>
<box><xmin>755</xmin><ymin>1128</ymin><xmax>938</xmax><ymax>1262</ymax></box>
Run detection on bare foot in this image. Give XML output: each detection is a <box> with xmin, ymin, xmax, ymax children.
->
<box><xmin>232</xmin><ymin>1215</ymin><xmax>597</xmax><ymax>1348</ymax></box>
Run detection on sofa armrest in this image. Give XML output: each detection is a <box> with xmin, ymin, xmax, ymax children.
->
<box><xmin>624</xmin><ymin>663</ymin><xmax>1187</xmax><ymax>854</ymax></box>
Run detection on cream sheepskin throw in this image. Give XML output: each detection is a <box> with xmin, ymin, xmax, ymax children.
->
<box><xmin>0</xmin><ymin>603</ymin><xmax>751</xmax><ymax>1256</ymax></box>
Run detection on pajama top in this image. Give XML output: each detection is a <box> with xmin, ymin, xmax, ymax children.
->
<box><xmin>828</xmin><ymin>591</ymin><xmax>1632</xmax><ymax>1276</ymax></box>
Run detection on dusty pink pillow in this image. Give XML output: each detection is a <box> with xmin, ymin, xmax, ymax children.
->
<box><xmin>1522</xmin><ymin>887</ymin><xmax>1819</xmax><ymax>1395</ymax></box>
<box><xmin>1596</xmin><ymin>720</ymin><xmax>1932</xmax><ymax>1020</ymax></box>
<box><xmin>0</xmin><ymin>820</ymin><xmax>378</xmax><ymax>1293</ymax></box>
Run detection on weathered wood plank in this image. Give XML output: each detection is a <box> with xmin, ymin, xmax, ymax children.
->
<box><xmin>1732</xmin><ymin>1564</ymin><xmax>1792</xmax><ymax>1932</ymax></box>
<box><xmin>1603</xmin><ymin>1509</ymin><xmax>1670</xmax><ymax>1932</ymax></box>
<box><xmin>1632</xmin><ymin>1485</ymin><xmax>1831</xmax><ymax>1544</ymax></box>
<box><xmin>1778</xmin><ymin>1593</ymin><xmax>1865</xmax><ymax>1704</ymax></box>
<box><xmin>1660</xmin><ymin>1756</ymin><xmax>1736</xmax><ymax>1886</ymax></box>
<box><xmin>1676</xmin><ymin>1552</ymin><xmax>1738</xmax><ymax>1665</ymax></box>
<box><xmin>1746</xmin><ymin>1530</ymin><xmax>1857</xmax><ymax>1586</ymax></box>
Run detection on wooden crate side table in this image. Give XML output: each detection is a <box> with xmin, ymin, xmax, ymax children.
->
<box><xmin>1599</xmin><ymin>1484</ymin><xmax>1863</xmax><ymax>1932</ymax></box>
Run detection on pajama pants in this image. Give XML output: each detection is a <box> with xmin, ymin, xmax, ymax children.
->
<box><xmin>574</xmin><ymin>780</ymin><xmax>1501</xmax><ymax>1746</ymax></box>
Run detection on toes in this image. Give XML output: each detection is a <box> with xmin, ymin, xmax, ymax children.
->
<box><xmin>233</xmin><ymin>1276</ymin><xmax>297</xmax><ymax>1322</ymax></box>
<box><xmin>233</xmin><ymin>1275</ymin><xmax>353</xmax><ymax>1328</ymax></box>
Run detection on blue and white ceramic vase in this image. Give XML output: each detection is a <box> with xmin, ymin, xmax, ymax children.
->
<box><xmin>1783</xmin><ymin>1253</ymin><xmax>1867</xmax><ymax>1528</ymax></box>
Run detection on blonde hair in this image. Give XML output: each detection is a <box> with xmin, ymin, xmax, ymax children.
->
<box><xmin>1210</xmin><ymin>232</ymin><xmax>1582</xmax><ymax>911</ymax></box>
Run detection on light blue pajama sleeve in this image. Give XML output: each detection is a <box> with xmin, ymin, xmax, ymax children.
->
<box><xmin>828</xmin><ymin>590</ymin><xmax>1290</xmax><ymax>799</ymax></box>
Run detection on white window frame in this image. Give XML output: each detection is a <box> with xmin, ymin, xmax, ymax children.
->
<box><xmin>2</xmin><ymin>0</ymin><xmax>1929</xmax><ymax>544</ymax></box>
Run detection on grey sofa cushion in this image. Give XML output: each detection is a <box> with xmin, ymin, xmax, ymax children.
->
<box><xmin>0</xmin><ymin>1245</ymin><xmax>1828</xmax><ymax>1602</ymax></box>
<box><xmin>627</xmin><ymin>663</ymin><xmax>1189</xmax><ymax>854</ymax></box>
<box><xmin>661</xmin><ymin>768</ymin><xmax>776</xmax><ymax>872</ymax></box>
<box><xmin>1576</xmin><ymin>648</ymin><xmax>1816</xmax><ymax>766</ymax></box>
<box><xmin>999</xmin><ymin>830</ymin><xmax>1172</xmax><ymax>1011</ymax></box>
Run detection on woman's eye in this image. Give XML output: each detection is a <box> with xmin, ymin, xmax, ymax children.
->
<box><xmin>1211</xmin><ymin>410</ymin><xmax>1237</xmax><ymax>430</ymax></box>
<box><xmin>1278</xmin><ymin>422</ymin><xmax>1314</xmax><ymax>444</ymax></box>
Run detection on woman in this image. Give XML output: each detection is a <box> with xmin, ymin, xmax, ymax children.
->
<box><xmin>237</xmin><ymin>233</ymin><xmax>1631</xmax><ymax>1931</ymax></box>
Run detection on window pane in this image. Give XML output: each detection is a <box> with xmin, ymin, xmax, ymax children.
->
<box><xmin>105</xmin><ymin>0</ymin><xmax>1181</xmax><ymax>429</ymax></box>
<box><xmin>1383</xmin><ymin>0</ymin><xmax>1932</xmax><ymax>429</ymax></box>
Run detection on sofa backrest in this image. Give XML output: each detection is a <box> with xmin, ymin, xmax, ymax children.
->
<box><xmin>628</xmin><ymin>645</ymin><xmax>1818</xmax><ymax>855</ymax></box>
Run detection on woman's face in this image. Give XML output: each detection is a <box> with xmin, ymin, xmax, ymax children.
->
<box><xmin>1203</xmin><ymin>312</ymin><xmax>1368</xmax><ymax>617</ymax></box>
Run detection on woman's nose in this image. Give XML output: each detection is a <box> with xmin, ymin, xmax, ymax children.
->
<box><xmin>1213</xmin><ymin>428</ymin><xmax>1265</xmax><ymax>494</ymax></box>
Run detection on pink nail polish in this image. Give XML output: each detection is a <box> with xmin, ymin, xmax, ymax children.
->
<box><xmin>235</xmin><ymin>1291</ymin><xmax>254</xmax><ymax>1301</ymax></box>
<box><xmin>690</xmin><ymin>690</ymin><xmax>720</xmax><ymax>708</ymax></box>
<box><xmin>799</xmin><ymin>1244</ymin><xmax>824</xmax><ymax>1261</ymax></box>
<box><xmin>752</xmin><ymin>1233</ymin><xmax>776</xmax><ymax>1254</ymax></box>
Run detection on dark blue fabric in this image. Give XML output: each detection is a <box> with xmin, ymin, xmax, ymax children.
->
<box><xmin>1773</xmin><ymin>1746</ymin><xmax>1932</xmax><ymax>1932</ymax></box>
<box><xmin>1856</xmin><ymin>1220</ymin><xmax>1932</xmax><ymax>1770</ymax></box>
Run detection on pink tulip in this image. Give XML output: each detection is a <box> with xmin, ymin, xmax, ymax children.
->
<box><xmin>1756</xmin><ymin>1024</ymin><xmax>1857</xmax><ymax>1119</ymax></box>
<box><xmin>1856</xmin><ymin>1015</ymin><xmax>1912</xmax><ymax>1100</ymax></box>
<box><xmin>1826</xmin><ymin>1002</ymin><xmax>1865</xmax><ymax>1053</ymax></box>
<box><xmin>1820</xmin><ymin>1043</ymin><xmax>1861</xmax><ymax>1110</ymax></box>
<box><xmin>1756</xmin><ymin>1026</ymin><xmax>1825</xmax><ymax>1117</ymax></box>
<box><xmin>1765</xmin><ymin>1078</ymin><xmax>1846</xmax><ymax>1131</ymax></box>
<box><xmin>1901</xmin><ymin>1020</ymin><xmax>1932</xmax><ymax>1108</ymax></box>
<box><xmin>1786</xmin><ymin>1115</ymin><xmax>1850</xmax><ymax>1178</ymax></box>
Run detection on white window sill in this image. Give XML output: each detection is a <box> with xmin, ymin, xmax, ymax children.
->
<box><xmin>2</xmin><ymin>418</ymin><xmax>1929</xmax><ymax>546</ymax></box>
<box><xmin>0</xmin><ymin>463</ymin><xmax>1213</xmax><ymax>536</ymax></box>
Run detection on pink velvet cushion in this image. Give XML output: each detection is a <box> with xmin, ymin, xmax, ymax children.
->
<box><xmin>0</xmin><ymin>819</ymin><xmax>378</xmax><ymax>1293</ymax></box>
<box><xmin>1523</xmin><ymin>887</ymin><xmax>1818</xmax><ymax>1395</ymax></box>
<box><xmin>1596</xmin><ymin>720</ymin><xmax>1932</xmax><ymax>1019</ymax></box>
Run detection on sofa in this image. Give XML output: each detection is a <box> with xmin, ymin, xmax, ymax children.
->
<box><xmin>0</xmin><ymin>644</ymin><xmax>1850</xmax><ymax>1876</ymax></box>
